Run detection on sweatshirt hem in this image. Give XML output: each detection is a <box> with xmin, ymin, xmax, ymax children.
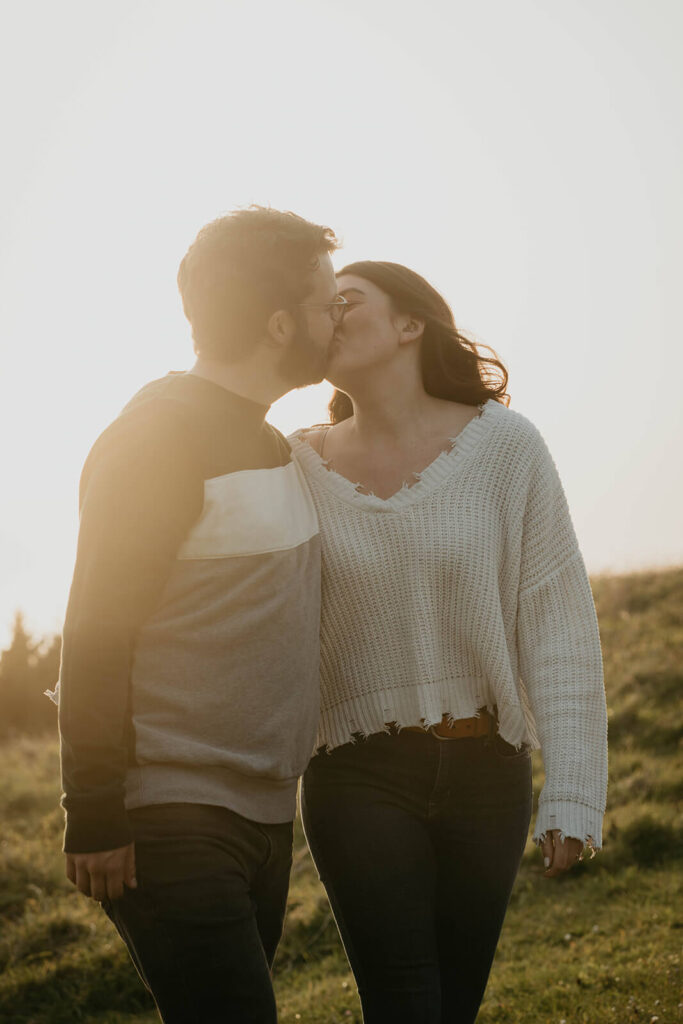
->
<box><xmin>124</xmin><ymin>763</ymin><xmax>299</xmax><ymax>825</ymax></box>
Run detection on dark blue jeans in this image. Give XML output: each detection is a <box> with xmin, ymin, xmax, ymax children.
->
<box><xmin>102</xmin><ymin>803</ymin><xmax>293</xmax><ymax>1024</ymax></box>
<box><xmin>301</xmin><ymin>726</ymin><xmax>533</xmax><ymax>1024</ymax></box>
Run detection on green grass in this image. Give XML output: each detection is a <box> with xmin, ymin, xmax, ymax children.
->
<box><xmin>1</xmin><ymin>566</ymin><xmax>681</xmax><ymax>1023</ymax></box>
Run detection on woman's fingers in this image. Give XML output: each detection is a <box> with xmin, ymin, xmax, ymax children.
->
<box><xmin>541</xmin><ymin>832</ymin><xmax>555</xmax><ymax>871</ymax></box>
<box><xmin>543</xmin><ymin>830</ymin><xmax>583</xmax><ymax>877</ymax></box>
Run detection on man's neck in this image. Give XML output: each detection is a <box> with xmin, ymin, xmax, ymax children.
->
<box><xmin>189</xmin><ymin>357</ymin><xmax>287</xmax><ymax>414</ymax></box>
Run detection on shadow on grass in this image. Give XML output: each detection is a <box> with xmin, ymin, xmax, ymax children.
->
<box><xmin>0</xmin><ymin>857</ymin><xmax>66</xmax><ymax>920</ymax></box>
<box><xmin>0</xmin><ymin>950</ymin><xmax>154</xmax><ymax>1024</ymax></box>
<box><xmin>607</xmin><ymin>707</ymin><xmax>682</xmax><ymax>752</ymax></box>
<box><xmin>0</xmin><ymin>918</ymin><xmax>90</xmax><ymax>973</ymax></box>
<box><xmin>274</xmin><ymin>898</ymin><xmax>342</xmax><ymax>975</ymax></box>
<box><xmin>626</xmin><ymin>669</ymin><xmax>683</xmax><ymax>703</ymax></box>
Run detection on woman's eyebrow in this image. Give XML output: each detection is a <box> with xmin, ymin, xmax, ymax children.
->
<box><xmin>339</xmin><ymin>287</ymin><xmax>366</xmax><ymax>298</ymax></box>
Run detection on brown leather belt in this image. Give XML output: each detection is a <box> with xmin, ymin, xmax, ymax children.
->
<box><xmin>401</xmin><ymin>708</ymin><xmax>495</xmax><ymax>740</ymax></box>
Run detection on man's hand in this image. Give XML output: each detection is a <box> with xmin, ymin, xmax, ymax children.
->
<box><xmin>65</xmin><ymin>842</ymin><xmax>137</xmax><ymax>902</ymax></box>
<box><xmin>541</xmin><ymin>829</ymin><xmax>583</xmax><ymax>878</ymax></box>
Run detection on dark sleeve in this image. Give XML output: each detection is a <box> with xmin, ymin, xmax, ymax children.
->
<box><xmin>58</xmin><ymin>403</ymin><xmax>205</xmax><ymax>853</ymax></box>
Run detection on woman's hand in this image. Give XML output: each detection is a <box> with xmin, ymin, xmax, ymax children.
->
<box><xmin>541</xmin><ymin>829</ymin><xmax>583</xmax><ymax>878</ymax></box>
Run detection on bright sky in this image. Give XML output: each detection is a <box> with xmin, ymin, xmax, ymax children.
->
<box><xmin>1</xmin><ymin>0</ymin><xmax>681</xmax><ymax>648</ymax></box>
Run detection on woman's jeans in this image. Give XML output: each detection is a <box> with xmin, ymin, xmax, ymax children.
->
<box><xmin>101</xmin><ymin>803</ymin><xmax>293</xmax><ymax>1024</ymax></box>
<box><xmin>301</xmin><ymin>726</ymin><xmax>533</xmax><ymax>1024</ymax></box>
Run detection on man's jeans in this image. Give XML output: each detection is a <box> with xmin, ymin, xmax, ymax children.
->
<box><xmin>102</xmin><ymin>803</ymin><xmax>293</xmax><ymax>1024</ymax></box>
<box><xmin>301</xmin><ymin>727</ymin><xmax>533</xmax><ymax>1024</ymax></box>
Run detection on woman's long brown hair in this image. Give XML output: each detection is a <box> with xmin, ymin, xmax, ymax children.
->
<box><xmin>329</xmin><ymin>261</ymin><xmax>510</xmax><ymax>423</ymax></box>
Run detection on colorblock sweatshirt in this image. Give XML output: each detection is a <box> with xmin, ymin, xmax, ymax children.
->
<box><xmin>290</xmin><ymin>398</ymin><xmax>608</xmax><ymax>849</ymax></box>
<box><xmin>57</xmin><ymin>372</ymin><xmax>321</xmax><ymax>854</ymax></box>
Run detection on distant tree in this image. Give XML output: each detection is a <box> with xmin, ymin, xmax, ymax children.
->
<box><xmin>0</xmin><ymin>612</ymin><xmax>59</xmax><ymax>738</ymax></box>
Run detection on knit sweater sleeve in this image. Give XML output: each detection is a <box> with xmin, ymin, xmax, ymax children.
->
<box><xmin>516</xmin><ymin>431</ymin><xmax>608</xmax><ymax>849</ymax></box>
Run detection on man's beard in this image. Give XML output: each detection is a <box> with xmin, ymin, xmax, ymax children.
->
<box><xmin>279</xmin><ymin>316</ymin><xmax>332</xmax><ymax>389</ymax></box>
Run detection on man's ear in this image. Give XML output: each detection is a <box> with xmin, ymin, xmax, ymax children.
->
<box><xmin>265</xmin><ymin>309</ymin><xmax>296</xmax><ymax>349</ymax></box>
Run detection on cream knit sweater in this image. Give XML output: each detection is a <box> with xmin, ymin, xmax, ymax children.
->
<box><xmin>290</xmin><ymin>398</ymin><xmax>608</xmax><ymax>849</ymax></box>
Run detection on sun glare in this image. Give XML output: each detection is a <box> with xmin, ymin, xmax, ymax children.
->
<box><xmin>1</xmin><ymin>0</ymin><xmax>681</xmax><ymax>644</ymax></box>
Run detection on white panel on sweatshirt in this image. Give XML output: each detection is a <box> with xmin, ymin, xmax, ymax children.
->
<box><xmin>177</xmin><ymin>458</ymin><xmax>319</xmax><ymax>559</ymax></box>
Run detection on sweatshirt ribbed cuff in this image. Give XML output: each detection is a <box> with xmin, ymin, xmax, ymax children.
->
<box><xmin>63</xmin><ymin>800</ymin><xmax>133</xmax><ymax>854</ymax></box>
<box><xmin>532</xmin><ymin>799</ymin><xmax>604</xmax><ymax>851</ymax></box>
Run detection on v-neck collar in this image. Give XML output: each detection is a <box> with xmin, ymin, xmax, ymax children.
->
<box><xmin>290</xmin><ymin>398</ymin><xmax>504</xmax><ymax>513</ymax></box>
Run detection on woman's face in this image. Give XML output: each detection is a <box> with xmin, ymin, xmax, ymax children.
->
<box><xmin>328</xmin><ymin>274</ymin><xmax>406</xmax><ymax>386</ymax></box>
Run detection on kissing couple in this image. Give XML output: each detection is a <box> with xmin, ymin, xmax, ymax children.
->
<box><xmin>55</xmin><ymin>205</ymin><xmax>607</xmax><ymax>1023</ymax></box>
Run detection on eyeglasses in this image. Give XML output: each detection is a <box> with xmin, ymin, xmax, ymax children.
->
<box><xmin>297</xmin><ymin>295</ymin><xmax>349</xmax><ymax>323</ymax></box>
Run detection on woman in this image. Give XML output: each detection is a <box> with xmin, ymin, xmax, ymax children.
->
<box><xmin>289</xmin><ymin>261</ymin><xmax>608</xmax><ymax>1024</ymax></box>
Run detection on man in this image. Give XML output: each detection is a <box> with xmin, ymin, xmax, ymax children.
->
<box><xmin>56</xmin><ymin>206</ymin><xmax>342</xmax><ymax>1022</ymax></box>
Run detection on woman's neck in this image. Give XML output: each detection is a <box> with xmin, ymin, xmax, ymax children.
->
<box><xmin>338</xmin><ymin>368</ymin><xmax>439</xmax><ymax>447</ymax></box>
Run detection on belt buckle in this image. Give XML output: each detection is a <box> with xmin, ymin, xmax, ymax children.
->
<box><xmin>428</xmin><ymin>708</ymin><xmax>498</xmax><ymax>742</ymax></box>
<box><xmin>428</xmin><ymin>723</ymin><xmax>455</xmax><ymax>742</ymax></box>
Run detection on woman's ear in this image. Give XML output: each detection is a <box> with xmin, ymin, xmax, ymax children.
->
<box><xmin>265</xmin><ymin>309</ymin><xmax>296</xmax><ymax>349</ymax></box>
<box><xmin>400</xmin><ymin>318</ymin><xmax>425</xmax><ymax>345</ymax></box>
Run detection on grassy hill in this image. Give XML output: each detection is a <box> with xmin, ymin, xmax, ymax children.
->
<box><xmin>1</xmin><ymin>567</ymin><xmax>681</xmax><ymax>1023</ymax></box>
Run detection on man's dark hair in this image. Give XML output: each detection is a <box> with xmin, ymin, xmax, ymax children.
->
<box><xmin>178</xmin><ymin>206</ymin><xmax>340</xmax><ymax>361</ymax></box>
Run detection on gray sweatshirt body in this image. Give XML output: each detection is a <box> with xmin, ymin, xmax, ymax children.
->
<box><xmin>58</xmin><ymin>373</ymin><xmax>321</xmax><ymax>852</ymax></box>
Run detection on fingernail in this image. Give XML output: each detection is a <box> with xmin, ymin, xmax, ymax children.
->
<box><xmin>544</xmin><ymin>857</ymin><xmax>550</xmax><ymax>868</ymax></box>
